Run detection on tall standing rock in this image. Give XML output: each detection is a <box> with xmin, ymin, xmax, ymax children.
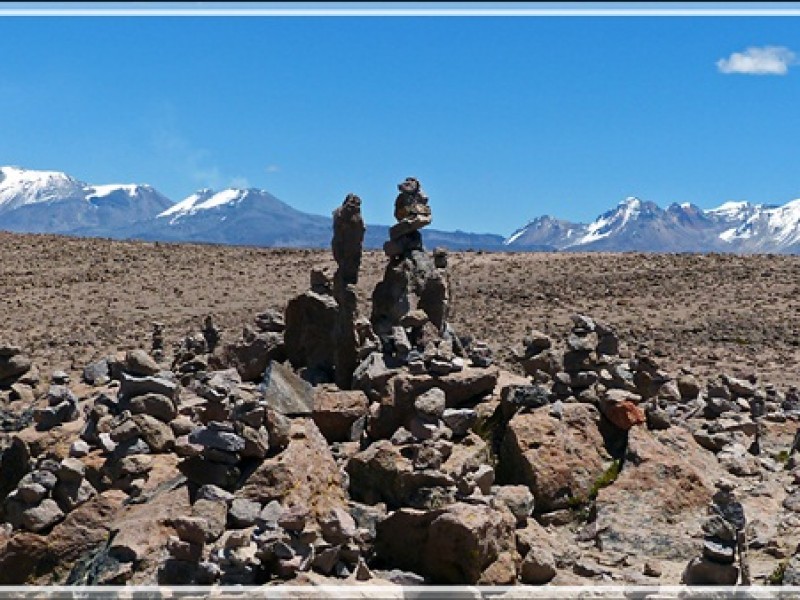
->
<box><xmin>371</xmin><ymin>178</ymin><xmax>450</xmax><ymax>338</ymax></box>
<box><xmin>332</xmin><ymin>194</ymin><xmax>365</xmax><ymax>390</ymax></box>
<box><xmin>283</xmin><ymin>269</ymin><xmax>338</xmax><ymax>384</ymax></box>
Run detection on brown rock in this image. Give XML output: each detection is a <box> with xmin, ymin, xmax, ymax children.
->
<box><xmin>599</xmin><ymin>389</ymin><xmax>646</xmax><ymax>430</ymax></box>
<box><xmin>0</xmin><ymin>532</ymin><xmax>49</xmax><ymax>583</ymax></box>
<box><xmin>346</xmin><ymin>439</ymin><xmax>454</xmax><ymax>508</ymax></box>
<box><xmin>131</xmin><ymin>413</ymin><xmax>175</xmax><ymax>453</ymax></box>
<box><xmin>261</xmin><ymin>360</ymin><xmax>315</xmax><ymax>416</ymax></box>
<box><xmin>494</xmin><ymin>484</ymin><xmax>535</xmax><ymax>527</ymax></box>
<box><xmin>332</xmin><ymin>193</ymin><xmax>365</xmax><ymax>390</ymax></box>
<box><xmin>375</xmin><ymin>502</ymin><xmax>517</xmax><ymax>584</ymax></box>
<box><xmin>53</xmin><ymin>478</ymin><xmax>96</xmax><ymax>512</ymax></box>
<box><xmin>9</xmin><ymin>382</ymin><xmax>35</xmax><ymax>404</ymax></box>
<box><xmin>478</xmin><ymin>551</ymin><xmax>518</xmax><ymax>585</ymax></box>
<box><xmin>171</xmin><ymin>515</ymin><xmax>209</xmax><ymax>545</ymax></box>
<box><xmin>520</xmin><ymin>548</ymin><xmax>557</xmax><ymax>584</ymax></box>
<box><xmin>0</xmin><ymin>351</ymin><xmax>32</xmax><ymax>384</ymax></box>
<box><xmin>108</xmin><ymin>485</ymin><xmax>191</xmax><ymax>580</ymax></box>
<box><xmin>312</xmin><ymin>389</ymin><xmax>368</xmax><ymax>443</ymax></box>
<box><xmin>370</xmin><ymin>369</ymin><xmax>498</xmax><ymax>439</ymax></box>
<box><xmin>43</xmin><ymin>491</ymin><xmax>125</xmax><ymax>581</ymax></box>
<box><xmin>21</xmin><ymin>499</ymin><xmax>64</xmax><ymax>532</ymax></box>
<box><xmin>240</xmin><ymin>425</ymin><xmax>270</xmax><ymax>459</ymax></box>
<box><xmin>191</xmin><ymin>499</ymin><xmax>227</xmax><ymax>543</ymax></box>
<box><xmin>123</xmin><ymin>349</ymin><xmax>161</xmax><ymax>377</ymax></box>
<box><xmin>595</xmin><ymin>426</ymin><xmax>724</xmax><ymax>561</ymax></box>
<box><xmin>128</xmin><ymin>393</ymin><xmax>177</xmax><ymax>423</ymax></box>
<box><xmin>0</xmin><ymin>436</ymin><xmax>30</xmax><ymax>501</ymax></box>
<box><xmin>283</xmin><ymin>291</ymin><xmax>338</xmax><ymax>379</ymax></box>
<box><xmin>223</xmin><ymin>330</ymin><xmax>284</xmax><ymax>382</ymax></box>
<box><xmin>16</xmin><ymin>418</ymin><xmax>84</xmax><ymax>460</ymax></box>
<box><xmin>677</xmin><ymin>373</ymin><xmax>701</xmax><ymax>400</ymax></box>
<box><xmin>440</xmin><ymin>432</ymin><xmax>490</xmax><ymax>479</ymax></box>
<box><xmin>682</xmin><ymin>556</ymin><xmax>739</xmax><ymax>585</ymax></box>
<box><xmin>238</xmin><ymin>419</ymin><xmax>346</xmax><ymax>519</ymax></box>
<box><xmin>498</xmin><ymin>403</ymin><xmax>611</xmax><ymax>512</ymax></box>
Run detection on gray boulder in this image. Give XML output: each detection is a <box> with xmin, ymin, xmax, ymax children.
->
<box><xmin>20</xmin><ymin>499</ymin><xmax>64</xmax><ymax>532</ymax></box>
<box><xmin>119</xmin><ymin>373</ymin><xmax>178</xmax><ymax>401</ymax></box>
<box><xmin>261</xmin><ymin>361</ymin><xmax>314</xmax><ymax>416</ymax></box>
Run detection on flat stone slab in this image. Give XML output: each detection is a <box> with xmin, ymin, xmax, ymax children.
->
<box><xmin>260</xmin><ymin>361</ymin><xmax>314</xmax><ymax>416</ymax></box>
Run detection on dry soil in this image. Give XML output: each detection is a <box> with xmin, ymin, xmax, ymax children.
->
<box><xmin>2</xmin><ymin>231</ymin><xmax>799</xmax><ymax>389</ymax></box>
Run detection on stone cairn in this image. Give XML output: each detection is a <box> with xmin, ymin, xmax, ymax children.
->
<box><xmin>331</xmin><ymin>193</ymin><xmax>365</xmax><ymax>390</ymax></box>
<box><xmin>282</xmin><ymin>193</ymin><xmax>365</xmax><ymax>388</ymax></box>
<box><xmin>371</xmin><ymin>178</ymin><xmax>458</xmax><ymax>371</ymax></box>
<box><xmin>283</xmin><ymin>179</ymin><xmax>463</xmax><ymax>391</ymax></box>
<box><xmin>151</xmin><ymin>322</ymin><xmax>166</xmax><ymax>363</ymax></box>
<box><xmin>683</xmin><ymin>479</ymin><xmax>749</xmax><ymax>585</ymax></box>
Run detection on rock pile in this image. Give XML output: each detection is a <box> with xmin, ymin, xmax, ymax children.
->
<box><xmin>683</xmin><ymin>479</ymin><xmax>748</xmax><ymax>585</ymax></box>
<box><xmin>33</xmin><ymin>384</ymin><xmax>79</xmax><ymax>431</ymax></box>
<box><xmin>0</xmin><ymin>345</ymin><xmax>35</xmax><ymax>388</ymax></box>
<box><xmin>1</xmin><ymin>179</ymin><xmax>799</xmax><ymax>588</ymax></box>
<box><xmin>3</xmin><ymin>457</ymin><xmax>96</xmax><ymax>533</ymax></box>
<box><xmin>372</xmin><ymin>178</ymin><xmax>452</xmax><ymax>341</ymax></box>
<box><xmin>0</xmin><ymin>345</ymin><xmax>39</xmax><ymax>433</ymax></box>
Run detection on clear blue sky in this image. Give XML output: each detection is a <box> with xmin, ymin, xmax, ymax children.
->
<box><xmin>2</xmin><ymin>5</ymin><xmax>800</xmax><ymax>234</ymax></box>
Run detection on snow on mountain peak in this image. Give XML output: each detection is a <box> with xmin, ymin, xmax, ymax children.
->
<box><xmin>200</xmin><ymin>188</ymin><xmax>246</xmax><ymax>209</ymax></box>
<box><xmin>157</xmin><ymin>188</ymin><xmax>250</xmax><ymax>224</ymax></box>
<box><xmin>504</xmin><ymin>227</ymin><xmax>528</xmax><ymax>245</ymax></box>
<box><xmin>0</xmin><ymin>166</ymin><xmax>85</xmax><ymax>210</ymax></box>
<box><xmin>706</xmin><ymin>200</ymin><xmax>756</xmax><ymax>220</ymax></box>
<box><xmin>566</xmin><ymin>196</ymin><xmax>642</xmax><ymax>247</ymax></box>
<box><xmin>709</xmin><ymin>200</ymin><xmax>750</xmax><ymax>212</ymax></box>
<box><xmin>765</xmin><ymin>200</ymin><xmax>800</xmax><ymax>245</ymax></box>
<box><xmin>84</xmin><ymin>184</ymin><xmax>145</xmax><ymax>200</ymax></box>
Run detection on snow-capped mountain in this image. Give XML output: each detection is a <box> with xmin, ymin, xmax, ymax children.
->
<box><xmin>0</xmin><ymin>167</ymin><xmax>507</xmax><ymax>249</ymax></box>
<box><xmin>505</xmin><ymin>197</ymin><xmax>723</xmax><ymax>252</ymax></box>
<box><xmin>504</xmin><ymin>196</ymin><xmax>800</xmax><ymax>253</ymax></box>
<box><xmin>142</xmin><ymin>187</ymin><xmax>508</xmax><ymax>249</ymax></box>
<box><xmin>716</xmin><ymin>199</ymin><xmax>800</xmax><ymax>253</ymax></box>
<box><xmin>143</xmin><ymin>188</ymin><xmax>334</xmax><ymax>247</ymax></box>
<box><xmin>0</xmin><ymin>166</ymin><xmax>85</xmax><ymax>212</ymax></box>
<box><xmin>0</xmin><ymin>167</ymin><xmax>173</xmax><ymax>236</ymax></box>
<box><xmin>6</xmin><ymin>166</ymin><xmax>800</xmax><ymax>253</ymax></box>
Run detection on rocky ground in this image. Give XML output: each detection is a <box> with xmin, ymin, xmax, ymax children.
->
<box><xmin>1</xmin><ymin>220</ymin><xmax>800</xmax><ymax>591</ymax></box>
<box><xmin>3</xmin><ymin>232</ymin><xmax>800</xmax><ymax>389</ymax></box>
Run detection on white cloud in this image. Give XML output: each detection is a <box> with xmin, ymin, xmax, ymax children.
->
<box><xmin>717</xmin><ymin>46</ymin><xmax>796</xmax><ymax>75</ymax></box>
<box><xmin>151</xmin><ymin>127</ymin><xmax>223</xmax><ymax>189</ymax></box>
<box><xmin>229</xmin><ymin>176</ymin><xmax>250</xmax><ymax>188</ymax></box>
<box><xmin>265</xmin><ymin>164</ymin><xmax>280</xmax><ymax>174</ymax></box>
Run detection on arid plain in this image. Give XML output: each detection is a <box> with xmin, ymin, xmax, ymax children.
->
<box><xmin>2</xmin><ymin>229</ymin><xmax>800</xmax><ymax>586</ymax></box>
<box><xmin>2</xmin><ymin>231</ymin><xmax>799</xmax><ymax>390</ymax></box>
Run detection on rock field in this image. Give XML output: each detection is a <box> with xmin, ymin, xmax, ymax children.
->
<box><xmin>1</xmin><ymin>180</ymin><xmax>800</xmax><ymax>591</ymax></box>
<box><xmin>3</xmin><ymin>237</ymin><xmax>800</xmax><ymax>390</ymax></box>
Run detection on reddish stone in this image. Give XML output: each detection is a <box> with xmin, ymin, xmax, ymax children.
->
<box><xmin>603</xmin><ymin>399</ymin><xmax>646</xmax><ymax>430</ymax></box>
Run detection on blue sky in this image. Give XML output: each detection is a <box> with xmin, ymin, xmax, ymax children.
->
<box><xmin>2</xmin><ymin>5</ymin><xmax>800</xmax><ymax>234</ymax></box>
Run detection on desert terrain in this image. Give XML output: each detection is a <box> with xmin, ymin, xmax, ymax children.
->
<box><xmin>0</xmin><ymin>228</ymin><xmax>799</xmax><ymax>589</ymax></box>
<box><xmin>1</xmin><ymin>231</ymin><xmax>799</xmax><ymax>389</ymax></box>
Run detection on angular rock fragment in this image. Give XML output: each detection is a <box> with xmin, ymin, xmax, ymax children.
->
<box><xmin>375</xmin><ymin>502</ymin><xmax>516</xmax><ymax>584</ymax></box>
<box><xmin>499</xmin><ymin>403</ymin><xmax>611</xmax><ymax>512</ymax></box>
<box><xmin>312</xmin><ymin>388</ymin><xmax>368</xmax><ymax>443</ymax></box>
<box><xmin>260</xmin><ymin>360</ymin><xmax>314</xmax><ymax>416</ymax></box>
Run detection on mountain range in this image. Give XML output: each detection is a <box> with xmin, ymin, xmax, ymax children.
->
<box><xmin>3</xmin><ymin>166</ymin><xmax>800</xmax><ymax>253</ymax></box>
<box><xmin>0</xmin><ymin>166</ymin><xmax>508</xmax><ymax>251</ymax></box>
<box><xmin>504</xmin><ymin>196</ymin><xmax>800</xmax><ymax>253</ymax></box>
